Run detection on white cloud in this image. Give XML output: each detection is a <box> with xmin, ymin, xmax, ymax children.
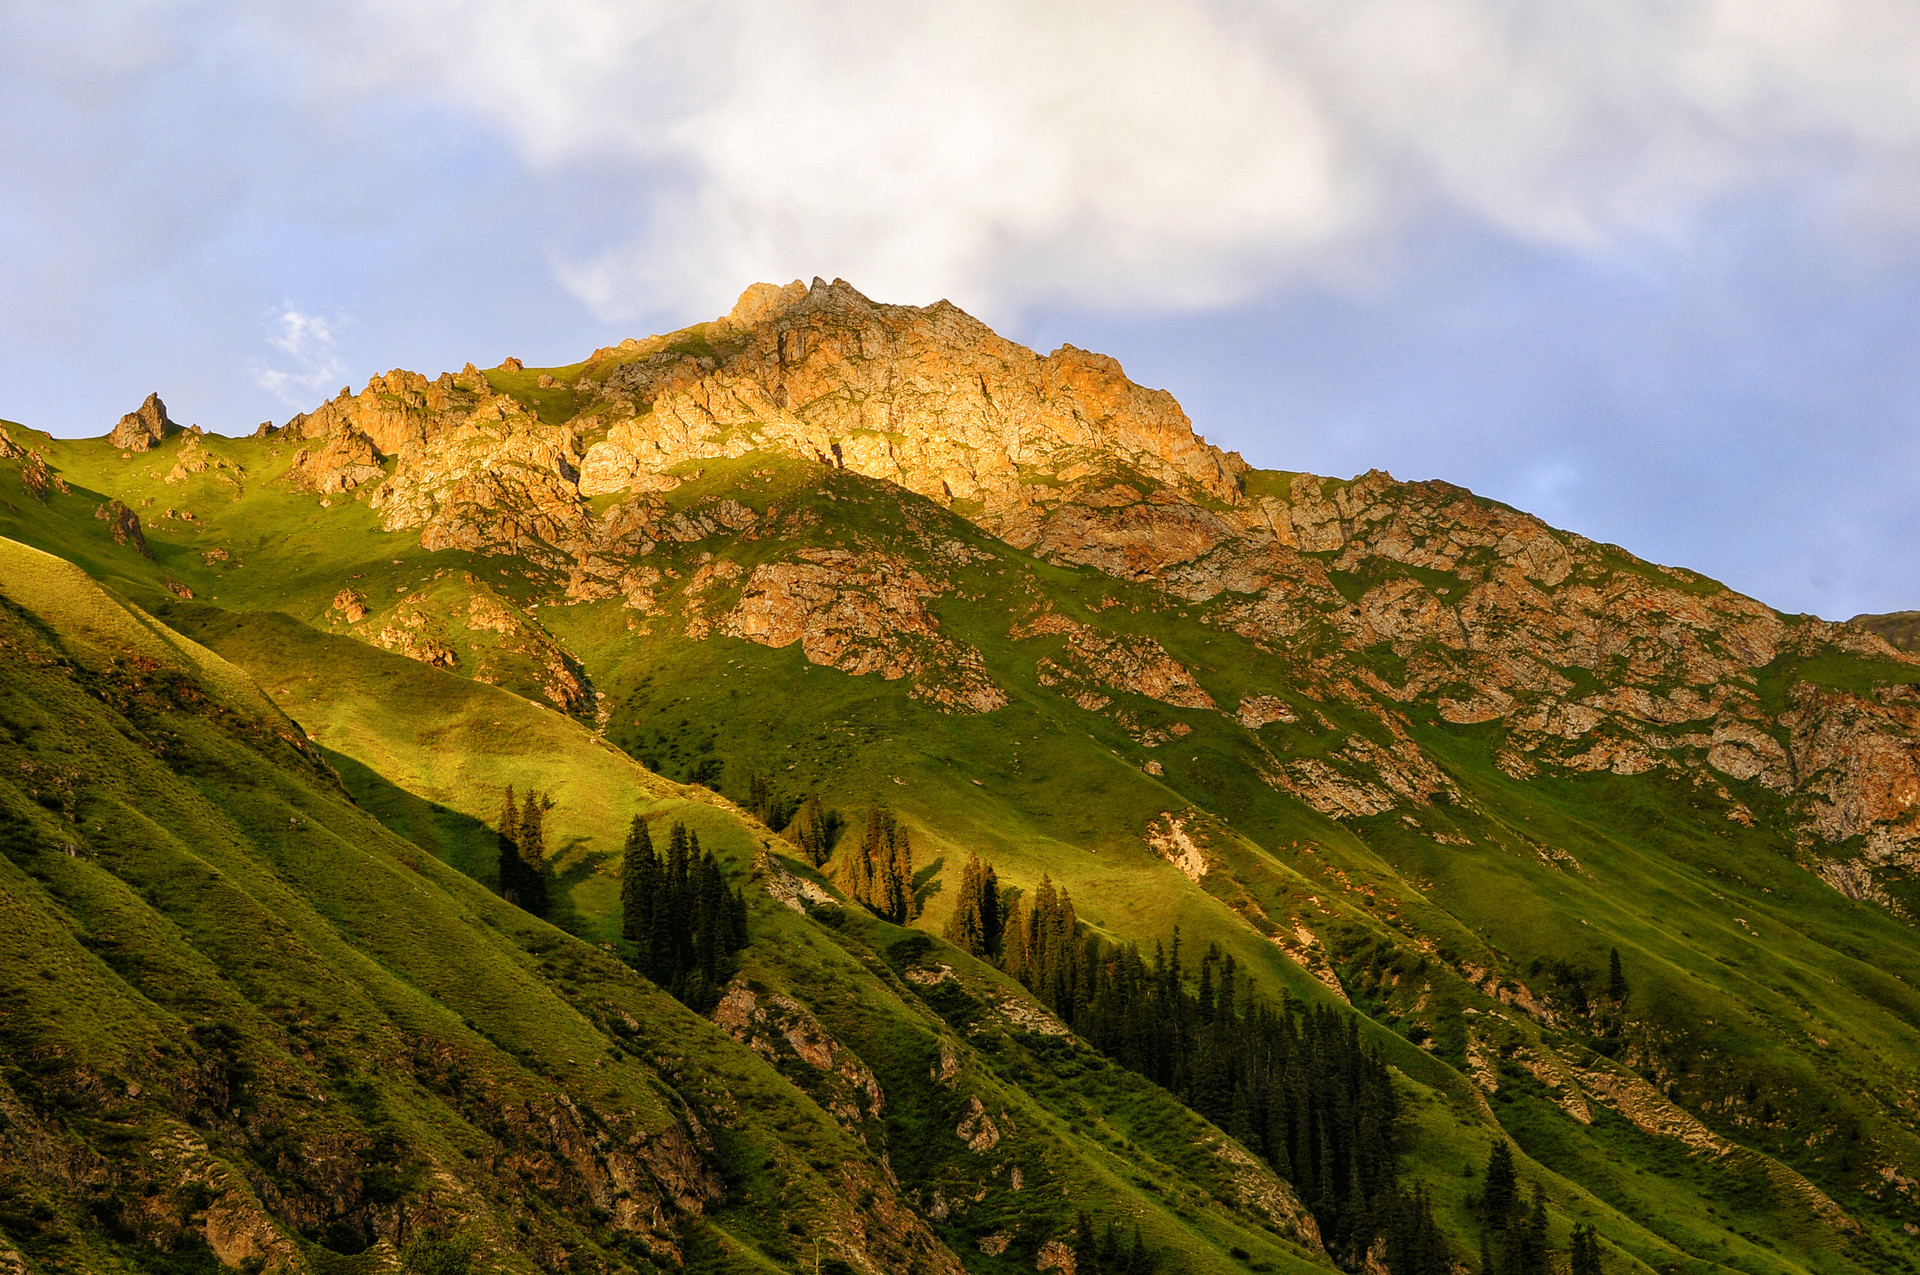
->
<box><xmin>286</xmin><ymin>0</ymin><xmax>1920</xmax><ymax>320</ymax></box>
<box><xmin>254</xmin><ymin>307</ymin><xmax>347</xmax><ymax>406</ymax></box>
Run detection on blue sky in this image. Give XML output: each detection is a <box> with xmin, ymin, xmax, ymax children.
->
<box><xmin>5</xmin><ymin>2</ymin><xmax>1919</xmax><ymax>619</ymax></box>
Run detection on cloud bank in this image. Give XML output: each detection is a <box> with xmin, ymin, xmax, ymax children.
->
<box><xmin>304</xmin><ymin>0</ymin><xmax>1920</xmax><ymax>317</ymax></box>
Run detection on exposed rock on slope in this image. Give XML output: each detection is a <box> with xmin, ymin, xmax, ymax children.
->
<box><xmin>1852</xmin><ymin>610</ymin><xmax>1920</xmax><ymax>653</ymax></box>
<box><xmin>721</xmin><ymin>548</ymin><xmax>1007</xmax><ymax>713</ymax></box>
<box><xmin>198</xmin><ymin>277</ymin><xmax>1920</xmax><ymax>908</ymax></box>
<box><xmin>106</xmin><ymin>392</ymin><xmax>180</xmax><ymax>452</ymax></box>
<box><xmin>576</xmin><ymin>277</ymin><xmax>1245</xmax><ymax>523</ymax></box>
<box><xmin>93</xmin><ymin>498</ymin><xmax>153</xmax><ymax>559</ymax></box>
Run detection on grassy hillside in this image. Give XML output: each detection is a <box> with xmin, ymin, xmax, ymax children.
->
<box><xmin>4</xmin><ymin>381</ymin><xmax>1919</xmax><ymax>1275</ymax></box>
<box><xmin>0</xmin><ymin>534</ymin><xmax>1365</xmax><ymax>1274</ymax></box>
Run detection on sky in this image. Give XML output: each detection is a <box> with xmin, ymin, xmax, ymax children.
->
<box><xmin>5</xmin><ymin>2</ymin><xmax>1920</xmax><ymax>619</ymax></box>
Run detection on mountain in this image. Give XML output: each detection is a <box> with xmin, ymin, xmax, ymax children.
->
<box><xmin>1851</xmin><ymin>612</ymin><xmax>1920</xmax><ymax>655</ymax></box>
<box><xmin>1</xmin><ymin>277</ymin><xmax>1918</xmax><ymax>1275</ymax></box>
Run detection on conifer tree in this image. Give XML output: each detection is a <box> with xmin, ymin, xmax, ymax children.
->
<box><xmin>839</xmin><ymin>807</ymin><xmax>918</xmax><ymax>923</ymax></box>
<box><xmin>1483</xmin><ymin>1140</ymin><xmax>1518</xmax><ymax>1227</ymax></box>
<box><xmin>1382</xmin><ymin>1188</ymin><xmax>1449</xmax><ymax>1275</ymax></box>
<box><xmin>888</xmin><ymin>821</ymin><xmax>915</xmax><ymax>921</ymax></box>
<box><xmin>1070</xmin><ymin>1212</ymin><xmax>1099</xmax><ymax>1273</ymax></box>
<box><xmin>980</xmin><ymin>859</ymin><xmax>1002</xmax><ymax>954</ymax></box>
<box><xmin>1607</xmin><ymin>947</ymin><xmax>1628</xmax><ymax>1003</ymax></box>
<box><xmin>1569</xmin><ymin>1224</ymin><xmax>1603</xmax><ymax>1275</ymax></box>
<box><xmin>622</xmin><ymin>820</ymin><xmax>750</xmax><ymax>1010</ymax></box>
<box><xmin>944</xmin><ymin>851</ymin><xmax>987</xmax><ymax>955</ymax></box>
<box><xmin>619</xmin><ymin>815</ymin><xmax>656</xmax><ymax>948</ymax></box>
<box><xmin>1000</xmin><ymin>893</ymin><xmax>1029</xmax><ymax>982</ymax></box>
<box><xmin>789</xmin><ymin>795</ymin><xmax>837</xmax><ymax>866</ymax></box>
<box><xmin>1516</xmin><ymin>1185</ymin><xmax>1551</xmax><ymax>1275</ymax></box>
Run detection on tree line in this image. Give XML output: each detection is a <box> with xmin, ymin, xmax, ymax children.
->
<box><xmin>619</xmin><ymin>817</ymin><xmax>749</xmax><ymax>1012</ymax></box>
<box><xmin>839</xmin><ymin>807</ymin><xmax>919</xmax><ymax>924</ymax></box>
<box><xmin>740</xmin><ymin>773</ymin><xmax>911</xmax><ymax>926</ymax></box>
<box><xmin>495</xmin><ymin>786</ymin><xmax>552</xmax><ymax>918</ymax></box>
<box><xmin>941</xmin><ymin>863</ymin><xmax>1429</xmax><ymax>1266</ymax></box>
<box><xmin>1066</xmin><ymin>1212</ymin><xmax>1158</xmax><ymax>1274</ymax></box>
<box><xmin>1477</xmin><ymin>1141</ymin><xmax>1605</xmax><ymax>1275</ymax></box>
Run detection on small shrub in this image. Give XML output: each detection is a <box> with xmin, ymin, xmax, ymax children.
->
<box><xmin>402</xmin><ymin>1229</ymin><xmax>479</xmax><ymax>1275</ymax></box>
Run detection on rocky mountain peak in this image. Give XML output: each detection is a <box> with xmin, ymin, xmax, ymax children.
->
<box><xmin>105</xmin><ymin>391</ymin><xmax>180</xmax><ymax>452</ymax></box>
<box><xmin>569</xmin><ymin>277</ymin><xmax>1249</xmax><ymax>528</ymax></box>
<box><xmin>267</xmin><ymin>280</ymin><xmax>1252</xmax><ymax>554</ymax></box>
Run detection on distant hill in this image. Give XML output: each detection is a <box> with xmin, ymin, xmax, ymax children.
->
<box><xmin>2</xmin><ymin>279</ymin><xmax>1918</xmax><ymax>1273</ymax></box>
<box><xmin>1851</xmin><ymin>609</ymin><xmax>1920</xmax><ymax>653</ymax></box>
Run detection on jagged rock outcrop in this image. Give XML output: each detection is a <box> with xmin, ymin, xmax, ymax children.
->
<box><xmin>285</xmin><ymin>428</ymin><xmax>385</xmax><ymax>494</ymax></box>
<box><xmin>106</xmin><ymin>392</ymin><xmax>180</xmax><ymax>452</ymax></box>
<box><xmin>720</xmin><ymin>548</ymin><xmax>1007</xmax><ymax>714</ymax></box>
<box><xmin>1012</xmin><ymin>610</ymin><xmax>1215</xmax><ymax>713</ymax></box>
<box><xmin>574</xmin><ymin>278</ymin><xmax>1245</xmax><ymax>524</ymax></box>
<box><xmin>0</xmin><ymin>428</ymin><xmax>71</xmax><ymax>503</ymax></box>
<box><xmin>333</xmin><ymin>279</ymin><xmax>1245</xmax><ymax>570</ymax></box>
<box><xmin>712</xmin><ymin>985</ymin><xmax>886</xmax><ymax>1127</ymax></box>
<box><xmin>94</xmin><ymin>499</ymin><xmax>153</xmax><ymax>558</ymax></box>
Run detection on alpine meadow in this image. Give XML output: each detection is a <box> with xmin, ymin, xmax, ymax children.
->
<box><xmin>2</xmin><ymin>277</ymin><xmax>1918</xmax><ymax>1275</ymax></box>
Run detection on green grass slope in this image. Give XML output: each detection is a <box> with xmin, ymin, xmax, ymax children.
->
<box><xmin>6</xmin><ymin>410</ymin><xmax>1920</xmax><ymax>1274</ymax></box>
<box><xmin>0</xmin><ymin>535</ymin><xmax>1360</xmax><ymax>1274</ymax></box>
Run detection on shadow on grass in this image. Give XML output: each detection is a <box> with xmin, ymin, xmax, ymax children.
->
<box><xmin>546</xmin><ymin>836</ymin><xmax>606</xmax><ymax>937</ymax></box>
<box><xmin>320</xmin><ymin>746</ymin><xmax>497</xmax><ymax>889</ymax></box>
<box><xmin>914</xmin><ymin>854</ymin><xmax>946</xmax><ymax>913</ymax></box>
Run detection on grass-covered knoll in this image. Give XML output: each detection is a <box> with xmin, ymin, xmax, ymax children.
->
<box><xmin>150</xmin><ymin>599</ymin><xmax>681</xmax><ymax>942</ymax></box>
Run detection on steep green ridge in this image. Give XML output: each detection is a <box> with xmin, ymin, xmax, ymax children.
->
<box><xmin>0</xmin><ymin>534</ymin><xmax>1347</xmax><ymax>1273</ymax></box>
<box><xmin>4</xmin><ymin>284</ymin><xmax>1920</xmax><ymax>1275</ymax></box>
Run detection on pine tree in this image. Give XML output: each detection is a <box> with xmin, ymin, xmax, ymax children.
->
<box><xmin>789</xmin><ymin>795</ymin><xmax>836</xmax><ymax>866</ymax></box>
<box><xmin>747</xmin><ymin>773</ymin><xmax>770</xmax><ymax>823</ymax></box>
<box><xmin>980</xmin><ymin>859</ymin><xmax>1002</xmax><ymax>954</ymax></box>
<box><xmin>620</xmin><ymin>816</ymin><xmax>656</xmax><ymax>947</ymax></box>
<box><xmin>1518</xmin><ymin>1185</ymin><xmax>1551</xmax><ymax>1275</ymax></box>
<box><xmin>1000</xmin><ymin>894</ymin><xmax>1029</xmax><ymax>982</ymax></box>
<box><xmin>1071</xmin><ymin>1212</ymin><xmax>1099</xmax><ymax>1273</ymax></box>
<box><xmin>875</xmin><ymin>840</ymin><xmax>900</xmax><ymax>920</ymax></box>
<box><xmin>841</xmin><ymin>807</ymin><xmax>917</xmax><ymax>923</ymax></box>
<box><xmin>1483</xmin><ymin>1140</ymin><xmax>1518</xmax><ymax>1227</ymax></box>
<box><xmin>888</xmin><ymin>821</ymin><xmax>915</xmax><ymax>921</ymax></box>
<box><xmin>944</xmin><ymin>852</ymin><xmax>987</xmax><ymax>954</ymax></box>
<box><xmin>1607</xmin><ymin>947</ymin><xmax>1628</xmax><ymax>1003</ymax></box>
<box><xmin>843</xmin><ymin>807</ymin><xmax>884</xmax><ymax>908</ymax></box>
<box><xmin>625</xmin><ymin>821</ymin><xmax>750</xmax><ymax>1007</ymax></box>
<box><xmin>1569</xmin><ymin>1224</ymin><xmax>1603</xmax><ymax>1275</ymax></box>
